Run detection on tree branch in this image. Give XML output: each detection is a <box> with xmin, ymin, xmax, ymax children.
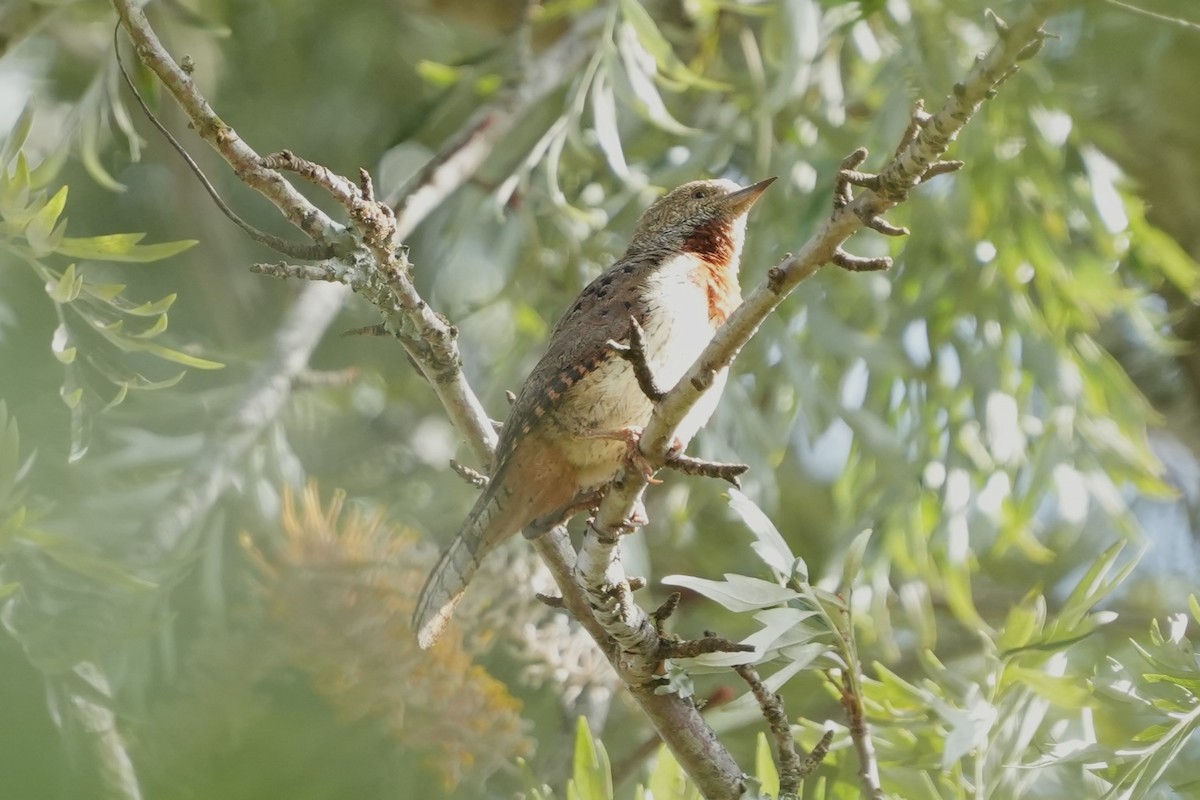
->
<box><xmin>734</xmin><ymin>662</ymin><xmax>811</xmax><ymax>799</ymax></box>
<box><xmin>837</xmin><ymin>670</ymin><xmax>884</xmax><ymax>799</ymax></box>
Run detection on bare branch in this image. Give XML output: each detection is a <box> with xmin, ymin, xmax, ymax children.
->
<box><xmin>735</xmin><ymin>662</ymin><xmax>808</xmax><ymax>799</ymax></box>
<box><xmin>831</xmin><ymin>249</ymin><xmax>892</xmax><ymax>273</ymax></box>
<box><xmin>250</xmin><ymin>262</ymin><xmax>340</xmax><ymax>281</ymax></box>
<box><xmin>660</xmin><ymin>635</ymin><xmax>753</xmax><ymax>660</ymax></box>
<box><xmin>837</xmin><ymin>670</ymin><xmax>885</xmax><ymax>799</ymax></box>
<box><xmin>663</xmin><ymin>452</ymin><xmax>748</xmax><ymax>487</ymax></box>
<box><xmin>450</xmin><ymin>459</ymin><xmax>489</xmax><ymax>488</ymax></box>
<box><xmin>800</xmin><ymin>729</ymin><xmax>835</xmax><ymax>780</ymax></box>
<box><xmin>651</xmin><ymin>592</ymin><xmax>682</xmax><ymax>634</ymax></box>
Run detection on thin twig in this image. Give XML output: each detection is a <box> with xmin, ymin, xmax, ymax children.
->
<box><xmin>250</xmin><ymin>262</ymin><xmax>340</xmax><ymax>281</ymax></box>
<box><xmin>837</xmin><ymin>670</ymin><xmax>884</xmax><ymax>799</ymax></box>
<box><xmin>113</xmin><ymin>26</ymin><xmax>331</xmax><ymax>260</ymax></box>
<box><xmin>735</xmin><ymin>662</ymin><xmax>806</xmax><ymax>799</ymax></box>
<box><xmin>663</xmin><ymin>452</ymin><xmax>748</xmax><ymax>487</ymax></box>
<box><xmin>449</xmin><ymin>459</ymin><xmax>489</xmax><ymax>488</ymax></box>
<box><xmin>111</xmin><ymin>3</ymin><xmax>344</xmax><ymax>246</ymax></box>
<box><xmin>799</xmin><ymin>729</ymin><xmax>835</xmax><ymax>780</ymax></box>
<box><xmin>660</xmin><ymin>635</ymin><xmax>753</xmax><ymax>660</ymax></box>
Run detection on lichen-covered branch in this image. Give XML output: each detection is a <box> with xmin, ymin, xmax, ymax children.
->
<box><xmin>734</xmin><ymin>662</ymin><xmax>811</xmax><ymax>799</ymax></box>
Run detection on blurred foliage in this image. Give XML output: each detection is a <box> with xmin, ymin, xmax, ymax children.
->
<box><xmin>2</xmin><ymin>0</ymin><xmax>1200</xmax><ymax>798</ymax></box>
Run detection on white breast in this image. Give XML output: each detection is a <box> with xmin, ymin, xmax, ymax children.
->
<box><xmin>638</xmin><ymin>253</ymin><xmax>731</xmax><ymax>448</ymax></box>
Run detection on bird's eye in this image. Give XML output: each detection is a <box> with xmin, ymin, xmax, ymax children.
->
<box><xmin>692</xmin><ymin>189</ymin><xmax>707</xmax><ymax>199</ymax></box>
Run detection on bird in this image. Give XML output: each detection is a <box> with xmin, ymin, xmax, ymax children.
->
<box><xmin>413</xmin><ymin>176</ymin><xmax>775</xmax><ymax>649</ymax></box>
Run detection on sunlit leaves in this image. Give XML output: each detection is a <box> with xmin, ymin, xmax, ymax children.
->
<box><xmin>568</xmin><ymin>717</ymin><xmax>613</xmax><ymax>800</ymax></box>
<box><xmin>0</xmin><ymin>118</ymin><xmax>212</xmax><ymax>460</ymax></box>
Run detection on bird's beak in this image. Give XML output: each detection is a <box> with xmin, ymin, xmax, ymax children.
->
<box><xmin>723</xmin><ymin>177</ymin><xmax>777</xmax><ymax>215</ymax></box>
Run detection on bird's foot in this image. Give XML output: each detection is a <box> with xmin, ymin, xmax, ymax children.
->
<box><xmin>584</xmin><ymin>425</ymin><xmax>660</xmax><ymax>483</ymax></box>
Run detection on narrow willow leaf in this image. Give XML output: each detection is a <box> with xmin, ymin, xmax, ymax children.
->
<box><xmin>57</xmin><ymin>235</ymin><xmax>197</xmax><ymax>263</ymax></box>
<box><xmin>591</xmin><ymin>67</ymin><xmax>630</xmax><ymax>180</ymax></box>
<box><xmin>47</xmin><ymin>264</ymin><xmax>82</xmax><ymax>303</ymax></box>
<box><xmin>415</xmin><ymin>60</ymin><xmax>461</xmax><ymax>87</ymax></box>
<box><xmin>26</xmin><ymin>186</ymin><xmax>68</xmax><ymax>256</ymax></box>
<box><xmin>614</xmin><ymin>26</ymin><xmax>697</xmax><ymax>136</ymax></box>
<box><xmin>616</xmin><ymin>0</ymin><xmax>727</xmax><ymax>90</ymax></box>
<box><xmin>127</xmin><ymin>294</ymin><xmax>178</xmax><ymax>317</ymax></box>
<box><xmin>82</xmin><ymin>282</ymin><xmax>127</xmax><ymax>302</ymax></box>
<box><xmin>28</xmin><ymin>145</ymin><xmax>68</xmax><ymax>192</ymax></box>
<box><xmin>996</xmin><ymin>590</ymin><xmax>1046</xmax><ymax>653</ymax></box>
<box><xmin>0</xmin><ymin>103</ymin><xmax>35</xmax><ymax>167</ymax></box>
<box><xmin>32</xmin><ymin>536</ymin><xmax>157</xmax><ymax>591</ymax></box>
<box><xmin>727</xmin><ymin>488</ymin><xmax>796</xmax><ymax>578</ymax></box>
<box><xmin>79</xmin><ymin>114</ymin><xmax>126</xmax><ymax>192</ymax></box>
<box><xmin>135</xmin><ymin>342</ymin><xmax>223</xmax><ymax>370</ymax></box>
<box><xmin>662</xmin><ymin>573</ymin><xmax>800</xmax><ymax>612</ymax></box>
<box><xmin>0</xmin><ymin>152</ymin><xmax>31</xmax><ymax>214</ymax></box>
<box><xmin>646</xmin><ymin>745</ymin><xmax>698</xmax><ymax>800</ymax></box>
<box><xmin>1005</xmin><ymin>666</ymin><xmax>1093</xmax><ymax>709</ymax></box>
<box><xmin>570</xmin><ymin>717</ymin><xmax>612</xmax><ymax>800</ymax></box>
<box><xmin>67</xmin><ymin>400</ymin><xmax>90</xmax><ymax>463</ymax></box>
<box><xmin>130</xmin><ymin>314</ymin><xmax>168</xmax><ymax>339</ymax></box>
<box><xmin>841</xmin><ymin>528</ymin><xmax>872</xmax><ymax>589</ymax></box>
<box><xmin>755</xmin><ymin>732</ymin><xmax>780</xmax><ymax>800</ymax></box>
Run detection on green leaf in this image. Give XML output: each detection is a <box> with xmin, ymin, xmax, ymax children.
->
<box><xmin>415</xmin><ymin>60</ymin><xmax>461</xmax><ymax>87</ymax></box>
<box><xmin>662</xmin><ymin>573</ymin><xmax>800</xmax><ymax>612</ymax></box>
<box><xmin>79</xmin><ymin>113</ymin><xmax>126</xmax><ymax>192</ymax></box>
<box><xmin>997</xmin><ymin>590</ymin><xmax>1046</xmax><ymax>653</ymax></box>
<box><xmin>26</xmin><ymin>185</ymin><xmax>68</xmax><ymax>256</ymax></box>
<box><xmin>0</xmin><ymin>103</ymin><xmax>35</xmax><ymax>167</ymax></box>
<box><xmin>57</xmin><ymin>234</ymin><xmax>197</xmax><ymax>263</ymax></box>
<box><xmin>645</xmin><ymin>745</ymin><xmax>698</xmax><ymax>800</ymax></box>
<box><xmin>135</xmin><ymin>342</ymin><xmax>223</xmax><ymax>370</ymax></box>
<box><xmin>0</xmin><ymin>152</ymin><xmax>31</xmax><ymax>214</ymax></box>
<box><xmin>46</xmin><ymin>263</ymin><xmax>82</xmax><ymax>303</ymax></box>
<box><xmin>591</xmin><ymin>68</ymin><xmax>630</xmax><ymax>180</ymax></box>
<box><xmin>727</xmin><ymin>488</ymin><xmax>797</xmax><ymax>579</ymax></box>
<box><xmin>130</xmin><ymin>314</ymin><xmax>169</xmax><ymax>339</ymax></box>
<box><xmin>841</xmin><ymin>528</ymin><xmax>872</xmax><ymax>589</ymax></box>
<box><xmin>755</xmin><ymin>732</ymin><xmax>780</xmax><ymax>800</ymax></box>
<box><xmin>126</xmin><ymin>294</ymin><xmax>177</xmax><ymax>317</ymax></box>
<box><xmin>25</xmin><ymin>531</ymin><xmax>157</xmax><ymax>591</ymax></box>
<box><xmin>616</xmin><ymin>0</ymin><xmax>728</xmax><ymax>90</ymax></box>
<box><xmin>569</xmin><ymin>717</ymin><xmax>612</xmax><ymax>800</ymax></box>
<box><xmin>1005</xmin><ymin>666</ymin><xmax>1093</xmax><ymax>709</ymax></box>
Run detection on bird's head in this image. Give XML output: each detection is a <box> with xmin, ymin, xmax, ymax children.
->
<box><xmin>626</xmin><ymin>177</ymin><xmax>776</xmax><ymax>266</ymax></box>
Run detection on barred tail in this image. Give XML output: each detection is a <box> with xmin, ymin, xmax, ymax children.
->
<box><xmin>413</xmin><ymin>477</ymin><xmax>524</xmax><ymax>650</ymax></box>
<box><xmin>413</xmin><ymin>447</ymin><xmax>576</xmax><ymax>649</ymax></box>
<box><xmin>413</xmin><ymin>529</ymin><xmax>481</xmax><ymax>650</ymax></box>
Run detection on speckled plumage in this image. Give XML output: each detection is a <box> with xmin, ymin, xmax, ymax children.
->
<box><xmin>414</xmin><ymin>177</ymin><xmax>774</xmax><ymax>649</ymax></box>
